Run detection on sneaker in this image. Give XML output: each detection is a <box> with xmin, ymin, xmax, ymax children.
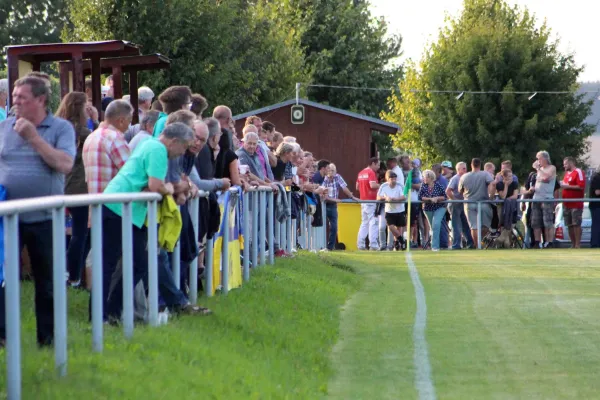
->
<box><xmin>394</xmin><ymin>239</ymin><xmax>401</xmax><ymax>251</ymax></box>
<box><xmin>275</xmin><ymin>249</ymin><xmax>285</xmax><ymax>257</ymax></box>
<box><xmin>400</xmin><ymin>237</ymin><xmax>407</xmax><ymax>251</ymax></box>
<box><xmin>432</xmin><ymin>248</ymin><xmax>440</xmax><ymax>252</ymax></box>
<box><xmin>179</xmin><ymin>304</ymin><xmax>212</xmax><ymax>316</ymax></box>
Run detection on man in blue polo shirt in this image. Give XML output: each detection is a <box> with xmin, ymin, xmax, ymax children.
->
<box><xmin>0</xmin><ymin>76</ymin><xmax>76</xmax><ymax>347</ymax></box>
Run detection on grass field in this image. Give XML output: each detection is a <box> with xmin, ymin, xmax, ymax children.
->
<box><xmin>0</xmin><ymin>255</ymin><xmax>360</xmax><ymax>399</ymax></box>
<box><xmin>324</xmin><ymin>249</ymin><xmax>600</xmax><ymax>400</ymax></box>
<box><xmin>1</xmin><ymin>250</ymin><xmax>599</xmax><ymax>399</ymax></box>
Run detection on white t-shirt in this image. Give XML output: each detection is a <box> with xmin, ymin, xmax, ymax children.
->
<box><xmin>390</xmin><ymin>165</ymin><xmax>405</xmax><ymax>188</ymax></box>
<box><xmin>377</xmin><ymin>183</ymin><xmax>405</xmax><ymax>213</ymax></box>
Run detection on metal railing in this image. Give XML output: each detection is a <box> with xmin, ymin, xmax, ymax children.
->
<box><xmin>2</xmin><ymin>185</ymin><xmax>331</xmax><ymax>399</ymax></box>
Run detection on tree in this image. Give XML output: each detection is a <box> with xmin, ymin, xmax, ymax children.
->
<box><xmin>262</xmin><ymin>0</ymin><xmax>402</xmax><ymax>118</ymax></box>
<box><xmin>0</xmin><ymin>0</ymin><xmax>71</xmax><ymax>69</ymax></box>
<box><xmin>65</xmin><ymin>0</ymin><xmax>308</xmax><ymax>115</ymax></box>
<box><xmin>383</xmin><ymin>0</ymin><xmax>594</xmax><ymax>178</ymax></box>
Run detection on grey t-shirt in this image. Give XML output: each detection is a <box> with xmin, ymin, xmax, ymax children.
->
<box><xmin>0</xmin><ymin>114</ymin><xmax>76</xmax><ymax>222</ymax></box>
<box><xmin>448</xmin><ymin>173</ymin><xmax>463</xmax><ymax>200</ymax></box>
<box><xmin>458</xmin><ymin>171</ymin><xmax>493</xmax><ymax>201</ymax></box>
<box><xmin>128</xmin><ymin>130</ymin><xmax>152</xmax><ymax>151</ymax></box>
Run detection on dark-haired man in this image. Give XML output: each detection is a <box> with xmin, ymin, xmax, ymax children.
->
<box><xmin>356</xmin><ymin>157</ymin><xmax>381</xmax><ymax>250</ymax></box>
<box><xmin>561</xmin><ymin>156</ymin><xmax>586</xmax><ymax>248</ymax></box>
<box><xmin>0</xmin><ymin>76</ymin><xmax>76</xmax><ymax>347</ymax></box>
<box><xmin>152</xmin><ymin>85</ymin><xmax>193</xmax><ymax>137</ymax></box>
<box><xmin>313</xmin><ymin>159</ymin><xmax>331</xmax><ymax>185</ymax></box>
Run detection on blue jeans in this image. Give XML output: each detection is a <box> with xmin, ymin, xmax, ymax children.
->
<box><xmin>425</xmin><ymin>207</ymin><xmax>447</xmax><ymax>250</ymax></box>
<box><xmin>450</xmin><ymin>204</ymin><xmax>474</xmax><ymax>249</ymax></box>
<box><xmin>439</xmin><ymin>215</ymin><xmax>449</xmax><ymax>249</ymax></box>
<box><xmin>591</xmin><ymin>208</ymin><xmax>600</xmax><ymax>248</ymax></box>
<box><xmin>326</xmin><ymin>203</ymin><xmax>338</xmax><ymax>250</ymax></box>
<box><xmin>66</xmin><ymin>206</ymin><xmax>90</xmax><ymax>282</ymax></box>
<box><xmin>157</xmin><ymin>249</ymin><xmax>189</xmax><ymax>308</ymax></box>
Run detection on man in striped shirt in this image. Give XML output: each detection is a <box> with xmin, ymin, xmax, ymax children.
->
<box><xmin>323</xmin><ymin>163</ymin><xmax>358</xmax><ymax>250</ymax></box>
<box><xmin>83</xmin><ymin>100</ymin><xmax>132</xmax><ymax>194</ymax></box>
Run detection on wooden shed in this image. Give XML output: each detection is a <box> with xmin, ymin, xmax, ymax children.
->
<box><xmin>233</xmin><ymin>98</ymin><xmax>399</xmax><ymax>192</ymax></box>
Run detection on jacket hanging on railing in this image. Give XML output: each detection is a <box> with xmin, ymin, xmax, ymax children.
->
<box><xmin>179</xmin><ymin>203</ymin><xmax>198</xmax><ymax>263</ymax></box>
<box><xmin>273</xmin><ymin>183</ymin><xmax>290</xmax><ymax>223</ymax></box>
<box><xmin>197</xmin><ymin>192</ymin><xmax>222</xmax><ymax>242</ymax></box>
<box><xmin>157</xmin><ymin>195</ymin><xmax>183</xmax><ymax>252</ymax></box>
<box><xmin>291</xmin><ymin>191</ymin><xmax>303</xmax><ymax>220</ymax></box>
<box><xmin>306</xmin><ymin>192</ymin><xmax>323</xmax><ymax>227</ymax></box>
<box><xmin>206</xmin><ymin>191</ymin><xmax>221</xmax><ymax>240</ymax></box>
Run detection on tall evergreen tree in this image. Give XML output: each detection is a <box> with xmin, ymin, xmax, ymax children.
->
<box><xmin>383</xmin><ymin>0</ymin><xmax>594</xmax><ymax>177</ymax></box>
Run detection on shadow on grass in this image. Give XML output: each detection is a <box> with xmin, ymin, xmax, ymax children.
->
<box><xmin>317</xmin><ymin>254</ymin><xmax>357</xmax><ymax>273</ymax></box>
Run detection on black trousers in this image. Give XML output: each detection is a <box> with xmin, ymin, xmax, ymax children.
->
<box><xmin>0</xmin><ymin>220</ymin><xmax>54</xmax><ymax>346</ymax></box>
<box><xmin>89</xmin><ymin>206</ymin><xmax>149</xmax><ymax>321</ymax></box>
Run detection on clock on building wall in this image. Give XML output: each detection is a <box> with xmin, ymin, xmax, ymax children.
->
<box><xmin>291</xmin><ymin>104</ymin><xmax>305</xmax><ymax>124</ymax></box>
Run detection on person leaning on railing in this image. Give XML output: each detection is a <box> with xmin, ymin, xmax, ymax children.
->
<box><xmin>96</xmin><ymin>122</ymin><xmax>194</xmax><ymax>324</ymax></box>
<box><xmin>0</xmin><ymin>76</ymin><xmax>76</xmax><ymax>348</ymax></box>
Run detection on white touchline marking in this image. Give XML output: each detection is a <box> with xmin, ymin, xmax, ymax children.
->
<box><xmin>406</xmin><ymin>252</ymin><xmax>437</xmax><ymax>400</ymax></box>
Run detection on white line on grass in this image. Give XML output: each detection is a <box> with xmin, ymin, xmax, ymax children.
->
<box><xmin>406</xmin><ymin>252</ymin><xmax>437</xmax><ymax>400</ymax></box>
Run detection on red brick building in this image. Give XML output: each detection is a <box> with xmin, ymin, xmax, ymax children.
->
<box><xmin>234</xmin><ymin>98</ymin><xmax>398</xmax><ymax>193</ymax></box>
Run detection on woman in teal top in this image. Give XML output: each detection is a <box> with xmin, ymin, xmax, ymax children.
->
<box><xmin>96</xmin><ymin>122</ymin><xmax>194</xmax><ymax>322</ymax></box>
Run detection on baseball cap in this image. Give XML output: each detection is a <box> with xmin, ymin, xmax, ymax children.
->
<box><xmin>388</xmin><ymin>171</ymin><xmax>398</xmax><ymax>178</ymax></box>
<box><xmin>441</xmin><ymin>160</ymin><xmax>453</xmax><ymax>168</ymax></box>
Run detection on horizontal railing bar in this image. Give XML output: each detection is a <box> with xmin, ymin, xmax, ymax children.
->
<box><xmin>339</xmin><ymin>198</ymin><xmax>600</xmax><ymax>204</ymax></box>
<box><xmin>0</xmin><ymin>191</ymin><xmax>210</xmax><ymax>216</ymax></box>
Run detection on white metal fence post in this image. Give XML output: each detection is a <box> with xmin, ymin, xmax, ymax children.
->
<box><xmin>5</xmin><ymin>213</ymin><xmax>21</xmax><ymax>400</ymax></box>
<box><xmin>189</xmin><ymin>197</ymin><xmax>199</xmax><ymax>305</ymax></box>
<box><xmin>147</xmin><ymin>200</ymin><xmax>159</xmax><ymax>327</ymax></box>
<box><xmin>268</xmin><ymin>190</ymin><xmax>274</xmax><ymax>265</ymax></box>
<box><xmin>242</xmin><ymin>192</ymin><xmax>250</xmax><ymax>281</ymax></box>
<box><xmin>259</xmin><ymin>190</ymin><xmax>266</xmax><ymax>266</ymax></box>
<box><xmin>121</xmin><ymin>202</ymin><xmax>134</xmax><ymax>339</ymax></box>
<box><xmin>52</xmin><ymin>206</ymin><xmax>68</xmax><ymax>377</ymax></box>
<box><xmin>90</xmin><ymin>204</ymin><xmax>103</xmax><ymax>352</ymax></box>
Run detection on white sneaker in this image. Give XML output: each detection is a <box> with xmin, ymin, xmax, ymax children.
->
<box><xmin>432</xmin><ymin>248</ymin><xmax>440</xmax><ymax>252</ymax></box>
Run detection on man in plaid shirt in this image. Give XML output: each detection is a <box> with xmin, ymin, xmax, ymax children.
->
<box><xmin>83</xmin><ymin>100</ymin><xmax>133</xmax><ymax>194</ymax></box>
<box><xmin>322</xmin><ymin>163</ymin><xmax>358</xmax><ymax>250</ymax></box>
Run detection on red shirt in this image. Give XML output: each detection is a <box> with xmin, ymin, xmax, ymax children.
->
<box><xmin>562</xmin><ymin>168</ymin><xmax>586</xmax><ymax>209</ymax></box>
<box><xmin>357</xmin><ymin>167</ymin><xmax>378</xmax><ymax>200</ymax></box>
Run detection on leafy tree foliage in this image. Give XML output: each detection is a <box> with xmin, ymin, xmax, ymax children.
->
<box><xmin>0</xmin><ymin>0</ymin><xmax>71</xmax><ymax>69</ymax></box>
<box><xmin>262</xmin><ymin>0</ymin><xmax>402</xmax><ymax>118</ymax></box>
<box><xmin>383</xmin><ymin>0</ymin><xmax>594</xmax><ymax>177</ymax></box>
<box><xmin>65</xmin><ymin>0</ymin><xmax>308</xmax><ymax>114</ymax></box>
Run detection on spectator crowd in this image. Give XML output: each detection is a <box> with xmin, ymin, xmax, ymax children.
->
<box><xmin>353</xmin><ymin>152</ymin><xmax>600</xmax><ymax>252</ymax></box>
<box><xmin>0</xmin><ymin>73</ymin><xmax>599</xmax><ymax>350</ymax></box>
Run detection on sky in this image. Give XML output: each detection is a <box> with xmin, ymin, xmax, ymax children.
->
<box><xmin>369</xmin><ymin>0</ymin><xmax>600</xmax><ymax>82</ymax></box>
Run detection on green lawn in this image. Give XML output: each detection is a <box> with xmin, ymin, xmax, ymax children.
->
<box><xmin>0</xmin><ymin>254</ymin><xmax>361</xmax><ymax>400</ymax></box>
<box><xmin>3</xmin><ymin>250</ymin><xmax>600</xmax><ymax>399</ymax></box>
<box><xmin>324</xmin><ymin>250</ymin><xmax>600</xmax><ymax>400</ymax></box>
